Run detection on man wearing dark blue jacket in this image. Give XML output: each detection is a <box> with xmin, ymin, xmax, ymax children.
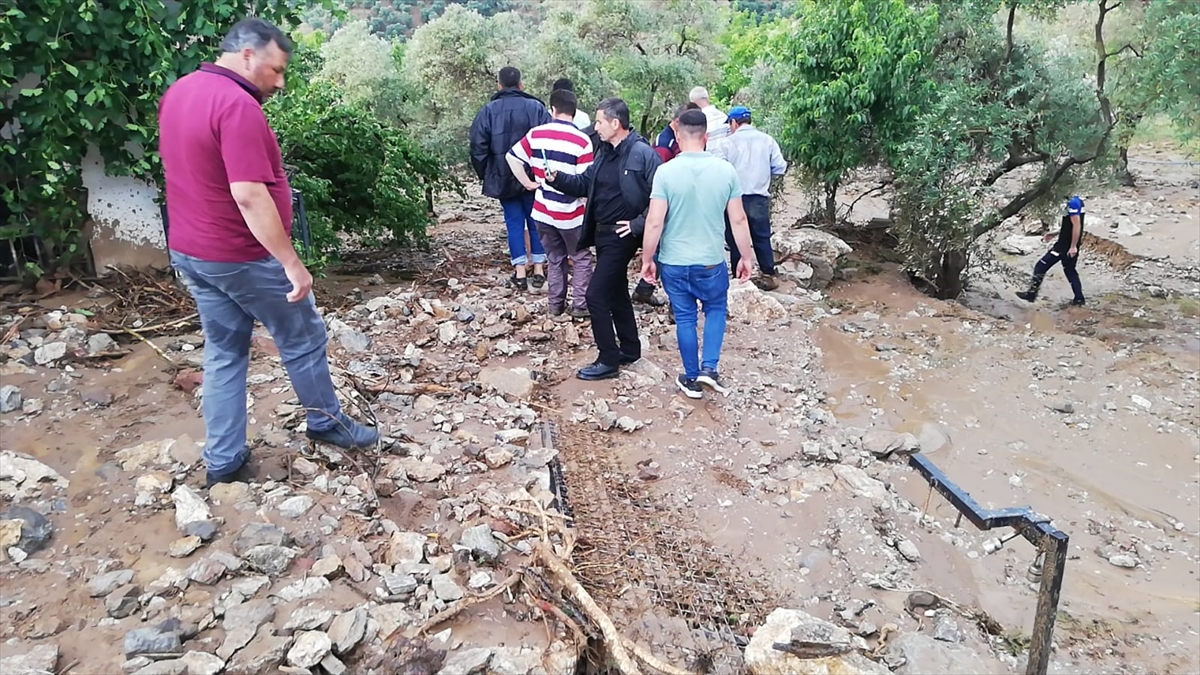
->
<box><xmin>545</xmin><ymin>98</ymin><xmax>662</xmax><ymax>381</ymax></box>
<box><xmin>470</xmin><ymin>67</ymin><xmax>552</xmax><ymax>291</ymax></box>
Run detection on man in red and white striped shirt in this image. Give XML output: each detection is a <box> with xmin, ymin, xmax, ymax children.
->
<box><xmin>507</xmin><ymin>89</ymin><xmax>595</xmax><ymax>318</ymax></box>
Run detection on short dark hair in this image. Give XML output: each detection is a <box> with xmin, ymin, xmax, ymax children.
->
<box><xmin>552</xmin><ymin>78</ymin><xmax>575</xmax><ymax>93</ymax></box>
<box><xmin>596</xmin><ymin>97</ymin><xmax>631</xmax><ymax>130</ymax></box>
<box><xmin>550</xmin><ymin>89</ymin><xmax>578</xmax><ymax>117</ymax></box>
<box><xmin>220</xmin><ymin>17</ymin><xmax>293</xmax><ymax>55</ymax></box>
<box><xmin>676</xmin><ymin>110</ymin><xmax>708</xmax><ymax>137</ymax></box>
<box><xmin>685</xmin><ymin>102</ymin><xmax>701</xmax><ymax>110</ymax></box>
<box><xmin>674</xmin><ymin>104</ymin><xmax>691</xmax><ymax>120</ymax></box>
<box><xmin>498</xmin><ymin>66</ymin><xmax>522</xmax><ymax>89</ymax></box>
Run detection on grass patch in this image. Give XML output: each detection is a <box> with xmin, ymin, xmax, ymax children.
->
<box><xmin>1176</xmin><ymin>297</ymin><xmax>1200</xmax><ymax>319</ymax></box>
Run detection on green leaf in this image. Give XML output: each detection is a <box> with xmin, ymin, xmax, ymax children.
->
<box><xmin>19</xmin><ymin>87</ymin><xmax>43</xmax><ymax>97</ymax></box>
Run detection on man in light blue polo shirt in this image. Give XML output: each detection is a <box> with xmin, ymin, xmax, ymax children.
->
<box><xmin>640</xmin><ymin>110</ymin><xmax>756</xmax><ymax>399</ymax></box>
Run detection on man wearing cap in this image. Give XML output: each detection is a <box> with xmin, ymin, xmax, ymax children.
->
<box><xmin>1016</xmin><ymin>196</ymin><xmax>1087</xmax><ymax>306</ymax></box>
<box><xmin>713</xmin><ymin>106</ymin><xmax>787</xmax><ymax>291</ymax></box>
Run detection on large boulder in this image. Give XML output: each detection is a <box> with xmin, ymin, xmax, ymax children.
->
<box><xmin>745</xmin><ymin>609</ymin><xmax>891</xmax><ymax>675</ymax></box>
<box><xmin>727</xmin><ymin>282</ymin><xmax>786</xmax><ymax>324</ymax></box>
<box><xmin>883</xmin><ymin>633</ymin><xmax>1005</xmax><ymax>674</ymax></box>
<box><xmin>773</xmin><ymin>228</ymin><xmax>852</xmax><ymax>289</ymax></box>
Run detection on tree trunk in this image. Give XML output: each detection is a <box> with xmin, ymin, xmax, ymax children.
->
<box><xmin>1116</xmin><ymin>144</ymin><xmax>1136</xmax><ymax>186</ymax></box>
<box><xmin>932</xmin><ymin>249</ymin><xmax>968</xmax><ymax>299</ymax></box>
<box><xmin>823</xmin><ymin>179</ymin><xmax>839</xmax><ymax>224</ymax></box>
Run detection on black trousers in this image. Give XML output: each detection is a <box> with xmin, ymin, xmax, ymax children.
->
<box><xmin>725</xmin><ymin>194</ymin><xmax>775</xmax><ymax>275</ymax></box>
<box><xmin>586</xmin><ymin>228</ymin><xmax>641</xmax><ymax>366</ymax></box>
<box><xmin>1033</xmin><ymin>248</ymin><xmax>1084</xmax><ymax>301</ymax></box>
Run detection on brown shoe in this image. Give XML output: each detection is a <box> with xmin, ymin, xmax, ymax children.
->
<box><xmin>753</xmin><ymin>275</ymin><xmax>780</xmax><ymax>291</ymax></box>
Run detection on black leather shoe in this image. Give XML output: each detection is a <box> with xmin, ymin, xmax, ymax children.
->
<box><xmin>577</xmin><ymin>361</ymin><xmax>620</xmax><ymax>381</ymax></box>
<box><xmin>619</xmin><ymin>352</ymin><xmax>640</xmax><ymax>365</ymax></box>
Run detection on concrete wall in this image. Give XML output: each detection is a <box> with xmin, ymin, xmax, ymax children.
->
<box><xmin>81</xmin><ymin>146</ymin><xmax>169</xmax><ymax>272</ymax></box>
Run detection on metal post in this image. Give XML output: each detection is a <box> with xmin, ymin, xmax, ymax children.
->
<box><xmin>1027</xmin><ymin>527</ymin><xmax>1069</xmax><ymax>675</ymax></box>
<box><xmin>907</xmin><ymin>453</ymin><xmax>1069</xmax><ymax>675</ymax></box>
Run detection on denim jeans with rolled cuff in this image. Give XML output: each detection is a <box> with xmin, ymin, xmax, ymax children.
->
<box><xmin>500</xmin><ymin>192</ymin><xmax>547</xmax><ymax>266</ymax></box>
<box><xmin>170</xmin><ymin>251</ymin><xmax>343</xmax><ymax>476</ymax></box>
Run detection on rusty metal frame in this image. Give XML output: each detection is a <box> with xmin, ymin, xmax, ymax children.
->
<box><xmin>908</xmin><ymin>453</ymin><xmax>1069</xmax><ymax>675</ymax></box>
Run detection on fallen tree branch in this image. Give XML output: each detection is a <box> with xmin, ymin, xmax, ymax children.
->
<box><xmin>403</xmin><ymin>572</ymin><xmax>523</xmax><ymax>639</ymax></box>
<box><xmin>363</xmin><ymin>382</ymin><xmax>457</xmax><ymax>396</ymax></box>
<box><xmin>122</xmin><ymin>327</ymin><xmax>176</xmax><ymax>366</ymax></box>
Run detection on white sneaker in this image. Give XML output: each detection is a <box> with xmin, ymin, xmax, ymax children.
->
<box><xmin>676</xmin><ymin>374</ymin><xmax>703</xmax><ymax>399</ymax></box>
<box><xmin>695</xmin><ymin>369</ymin><xmax>730</xmax><ymax>396</ymax></box>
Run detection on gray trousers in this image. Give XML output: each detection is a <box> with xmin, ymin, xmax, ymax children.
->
<box><xmin>538</xmin><ymin>224</ymin><xmax>594</xmax><ymax>311</ymax></box>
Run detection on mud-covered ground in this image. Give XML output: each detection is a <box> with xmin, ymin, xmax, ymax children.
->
<box><xmin>0</xmin><ymin>148</ymin><xmax>1196</xmax><ymax>675</ymax></box>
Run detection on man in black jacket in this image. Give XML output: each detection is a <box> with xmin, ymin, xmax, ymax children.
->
<box><xmin>470</xmin><ymin>67</ymin><xmax>552</xmax><ymax>291</ymax></box>
<box><xmin>546</xmin><ymin>98</ymin><xmax>662</xmax><ymax>381</ymax></box>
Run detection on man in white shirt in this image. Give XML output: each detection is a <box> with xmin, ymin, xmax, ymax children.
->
<box><xmin>689</xmin><ymin>86</ymin><xmax>728</xmax><ymax>152</ymax></box>
<box><xmin>553</xmin><ymin>78</ymin><xmax>591</xmax><ymax>129</ymax></box>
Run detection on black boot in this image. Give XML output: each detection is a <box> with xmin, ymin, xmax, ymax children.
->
<box><xmin>1016</xmin><ymin>274</ymin><xmax>1044</xmax><ymax>302</ymax></box>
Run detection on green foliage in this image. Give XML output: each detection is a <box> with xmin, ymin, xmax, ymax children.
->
<box><xmin>304</xmin><ymin>0</ymin><xmax>516</xmax><ymax>40</ymax></box>
<box><xmin>0</xmin><ymin>0</ymin><xmax>305</xmax><ymax>274</ymax></box>
<box><xmin>1131</xmin><ymin>0</ymin><xmax>1200</xmax><ymax>143</ymax></box>
<box><xmin>267</xmin><ymin>46</ymin><xmax>458</xmax><ymax>258</ymax></box>
<box><xmin>715</xmin><ymin>11</ymin><xmax>789</xmax><ymax>105</ymax></box>
<box><xmin>319</xmin><ymin>20</ymin><xmax>411</xmax><ymax>125</ymax></box>
<box><xmin>775</xmin><ymin>0</ymin><xmax>939</xmax><ymax>221</ymax></box>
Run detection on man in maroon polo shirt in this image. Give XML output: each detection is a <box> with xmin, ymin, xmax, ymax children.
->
<box><xmin>159</xmin><ymin>17</ymin><xmax>378</xmax><ymax>488</ymax></box>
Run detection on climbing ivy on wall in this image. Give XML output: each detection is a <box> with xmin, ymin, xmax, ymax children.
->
<box><xmin>0</xmin><ymin>0</ymin><xmax>314</xmax><ymax>273</ymax></box>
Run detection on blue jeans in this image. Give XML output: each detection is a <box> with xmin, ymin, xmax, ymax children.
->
<box><xmin>659</xmin><ymin>262</ymin><xmax>730</xmax><ymax>379</ymax></box>
<box><xmin>499</xmin><ymin>193</ymin><xmax>547</xmax><ymax>266</ymax></box>
<box><xmin>170</xmin><ymin>252</ymin><xmax>342</xmax><ymax>475</ymax></box>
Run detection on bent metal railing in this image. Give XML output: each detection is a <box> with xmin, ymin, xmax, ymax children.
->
<box><xmin>908</xmin><ymin>453</ymin><xmax>1069</xmax><ymax>675</ymax></box>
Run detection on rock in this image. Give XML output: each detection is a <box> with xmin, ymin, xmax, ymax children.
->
<box><xmin>81</xmin><ymin>386</ymin><xmax>114</xmax><ymax>406</ymax></box>
<box><xmin>468</xmin><ymin>571</ymin><xmax>492</xmax><ymax>590</ymax></box>
<box><xmin>114</xmin><ymin>439</ymin><xmax>176</xmax><ymax>471</ymax></box>
<box><xmin>431</xmin><ymin>574</ymin><xmax>465</xmax><ymax>602</ymax></box>
<box><xmin>327</xmin><ymin>607</ymin><xmax>368</xmax><ymax>655</ymax></box>
<box><xmin>320</xmin><ymin>654</ymin><xmax>348</xmax><ymax>675</ymax></box>
<box><xmin>1130</xmin><ymin>394</ymin><xmax>1152</xmax><ymax>410</ymax></box>
<box><xmin>169</xmin><ymin>536</ymin><xmax>203</xmax><ymax>558</ymax></box>
<box><xmin>438</xmin><ymin>322</ymin><xmax>458</xmax><ymax>345</ymax></box>
<box><xmin>391</xmin><ymin>457</ymin><xmax>447</xmax><ymax>483</ymax></box>
<box><xmin>933</xmin><ymin>615</ymin><xmax>962</xmax><ymax>643</ymax></box>
<box><xmin>33</xmin><ymin>341</ymin><xmax>67</xmax><ymax>365</ymax></box>
<box><xmin>459</xmin><ymin>523</ymin><xmax>500</xmax><ymax>563</ymax></box>
<box><xmin>0</xmin><ymin>505</ymin><xmax>54</xmax><ymax>554</ymax></box>
<box><xmin>1049</xmin><ymin>401</ymin><xmax>1075</xmax><ymax>414</ymax></box>
<box><xmin>130</xmin><ymin>660</ymin><xmax>187</xmax><ymax>675</ymax></box>
<box><xmin>124</xmin><ymin>625</ymin><xmax>183</xmax><ymax>658</ymax></box>
<box><xmin>87</xmin><ymin>332</ymin><xmax>117</xmax><ymax>354</ymax></box>
<box><xmin>210</xmin><ymin>482</ymin><xmax>251</xmax><ymax>505</ymax></box>
<box><xmin>897</xmin><ymin>539</ymin><xmax>922</xmax><ymax>563</ymax></box>
<box><xmin>171</xmin><ymin>485</ymin><xmax>213</xmax><ymax>533</ymax></box>
<box><xmin>106</xmin><ymin>584</ymin><xmax>143</xmax><ymax>618</ymax></box>
<box><xmin>274</xmin><ymin>576</ymin><xmax>331</xmax><ymax>602</ymax></box>
<box><xmin>488</xmin><ymin>647</ymin><xmax>542</xmax><ymax>675</ymax></box>
<box><xmin>0</xmin><ymin>384</ymin><xmax>22</xmax><ymax>413</ymax></box>
<box><xmin>772</xmin><ymin>227</ymin><xmax>852</xmax><ymax>288</ymax></box>
<box><xmin>860</xmin><ymin>429</ymin><xmax>899</xmax><ymax>456</ymax></box>
<box><xmin>224</xmin><ymin>625</ymin><xmax>292</xmax><ymax>675</ymax></box>
<box><xmin>0</xmin><ymin>643</ymin><xmax>59</xmax><ymax>675</ymax></box>
<box><xmin>745</xmin><ymin>609</ymin><xmax>889</xmax><ymax>675</ymax></box>
<box><xmin>123</xmin><ymin>657</ymin><xmax>154</xmax><ymax>673</ymax></box>
<box><xmin>136</xmin><ymin>471</ymin><xmax>174</xmax><ymax>495</ymax></box>
<box><xmin>186</xmin><ymin>552</ymin><xmax>240</xmax><ymax>585</ymax></box>
<box><xmin>243</xmin><ymin>545</ymin><xmax>297</xmax><ymax>577</ymax></box>
<box><xmin>1114</xmin><ymin>220</ymin><xmax>1142</xmax><ymax>237</ymax></box>
<box><xmin>884</xmin><ymin>633</ymin><xmax>1001</xmax><ymax>674</ymax></box>
<box><xmin>330</xmin><ymin>321</ymin><xmax>371</xmax><ymax>353</ymax></box>
<box><xmin>478</xmin><ymin>366</ymin><xmax>535</xmax><ymax>400</ymax></box>
<box><xmin>437</xmin><ymin>647</ymin><xmax>493</xmax><ymax>675</ymax></box>
<box><xmin>727</xmin><ymin>282</ymin><xmax>787</xmax><ymax>323</ymax></box>
<box><xmin>20</xmin><ymin>398</ymin><xmax>42</xmax><ymax>415</ymax></box>
<box><xmin>388</xmin><ymin>531</ymin><xmax>428</xmax><ymax>565</ymax></box>
<box><xmin>999</xmin><ymin>234</ymin><xmax>1043</xmax><ymax>255</ymax></box>
<box><xmin>383</xmin><ymin>572</ymin><xmax>418</xmax><ymax>597</ymax></box>
<box><xmin>278</xmin><ymin>495</ymin><xmax>315</xmax><ymax>519</ymax></box>
<box><xmin>220</xmin><ymin>599</ymin><xmax>277</xmax><ymax>660</ymax></box>
<box><xmin>89</xmin><ymin>569</ymin><xmax>135</xmax><ymax>597</ymax></box>
<box><xmin>493</xmin><ymin>428</ymin><xmax>530</xmax><ymax>445</ymax></box>
<box><xmin>184</xmin><ymin>520</ymin><xmax>219</xmax><ymax>541</ymax></box>
<box><xmin>627</xmin><ymin>358</ymin><xmax>668</xmax><ymax>383</ymax></box>
<box><xmin>832</xmin><ymin>464</ymin><xmax>888</xmax><ymax>502</ymax></box>
<box><xmin>368</xmin><ymin>603</ymin><xmax>415</xmax><ymax>640</ymax></box>
<box><xmin>282</xmin><ymin>608</ymin><xmax>335</xmax><ymax>635</ymax></box>
<box><xmin>29</xmin><ymin>616</ymin><xmax>63</xmax><ymax>639</ymax></box>
<box><xmin>287</xmin><ymin>631</ymin><xmax>332</xmax><ymax>669</ymax></box>
<box><xmin>905</xmin><ymin>591</ymin><xmax>940</xmax><ymax>611</ymax></box>
<box><xmin>1108</xmin><ymin>553</ymin><xmax>1138</xmax><ymax>569</ymax></box>
<box><xmin>483</xmin><ymin>447</ymin><xmax>515</xmax><ymax>469</ymax></box>
<box><xmin>233</xmin><ymin>522</ymin><xmax>290</xmax><ymax>555</ymax></box>
<box><xmin>0</xmin><ymin>453</ymin><xmax>69</xmax><ymax>498</ymax></box>
<box><xmin>180</xmin><ymin>651</ymin><xmax>225</xmax><ymax>675</ymax></box>
<box><xmin>311</xmin><ymin>555</ymin><xmax>343</xmax><ymax>578</ymax></box>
